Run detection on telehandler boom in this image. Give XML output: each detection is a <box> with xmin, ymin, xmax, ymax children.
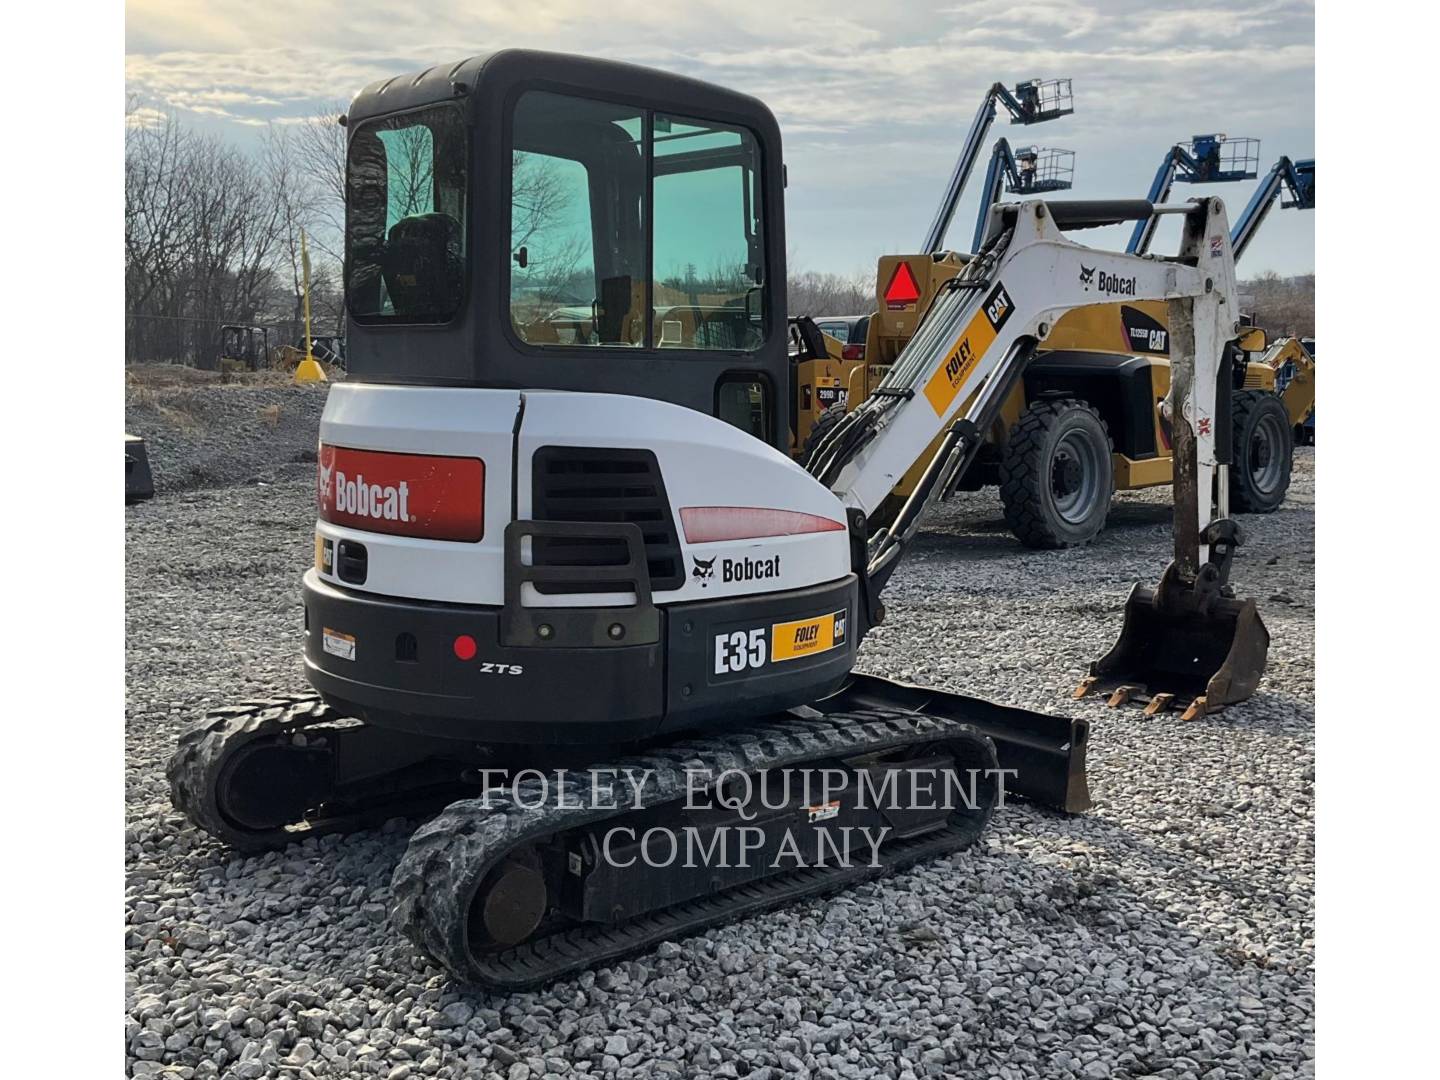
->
<box><xmin>169</xmin><ymin>51</ymin><xmax>1265</xmax><ymax>988</ymax></box>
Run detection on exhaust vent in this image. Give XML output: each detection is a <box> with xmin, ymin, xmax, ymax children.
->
<box><xmin>531</xmin><ymin>447</ymin><xmax>683</xmax><ymax>592</ymax></box>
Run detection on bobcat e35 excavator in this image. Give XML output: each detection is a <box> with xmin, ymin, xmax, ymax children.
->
<box><xmin>168</xmin><ymin>50</ymin><xmax>1267</xmax><ymax>988</ymax></box>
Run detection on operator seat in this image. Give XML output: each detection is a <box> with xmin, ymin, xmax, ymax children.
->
<box><xmin>382</xmin><ymin>213</ymin><xmax>463</xmax><ymax>320</ymax></box>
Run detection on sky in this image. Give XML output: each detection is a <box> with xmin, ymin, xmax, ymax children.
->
<box><xmin>125</xmin><ymin>0</ymin><xmax>1315</xmax><ymax>278</ymax></box>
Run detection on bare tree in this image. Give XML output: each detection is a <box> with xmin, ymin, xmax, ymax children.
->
<box><xmin>787</xmin><ymin>269</ymin><xmax>874</xmax><ymax>317</ymax></box>
<box><xmin>126</xmin><ymin>106</ymin><xmax>293</xmax><ymax>365</ymax></box>
<box><xmin>510</xmin><ymin>151</ymin><xmax>590</xmax><ymax>318</ymax></box>
<box><xmin>1240</xmin><ymin>272</ymin><xmax>1315</xmax><ymax>339</ymax></box>
<box><xmin>291</xmin><ymin>102</ymin><xmax>347</xmax><ymax>261</ymax></box>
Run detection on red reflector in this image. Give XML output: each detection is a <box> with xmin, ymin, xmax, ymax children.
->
<box><xmin>680</xmin><ymin>507</ymin><xmax>846</xmax><ymax>545</ymax></box>
<box><xmin>841</xmin><ymin>343</ymin><xmax>865</xmax><ymax>361</ymax></box>
<box><xmin>453</xmin><ymin>635</ymin><xmax>477</xmax><ymax>661</ymax></box>
<box><xmin>883</xmin><ymin>261</ymin><xmax>922</xmax><ymax>306</ymax></box>
<box><xmin>318</xmin><ymin>444</ymin><xmax>485</xmax><ymax>542</ymax></box>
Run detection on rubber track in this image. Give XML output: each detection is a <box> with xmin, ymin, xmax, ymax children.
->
<box><xmin>998</xmin><ymin>398</ymin><xmax>1112</xmax><ymax>549</ymax></box>
<box><xmin>390</xmin><ymin>708</ymin><xmax>997</xmax><ymax>990</ymax></box>
<box><xmin>167</xmin><ymin>693</ymin><xmax>354</xmax><ymax>852</ymax></box>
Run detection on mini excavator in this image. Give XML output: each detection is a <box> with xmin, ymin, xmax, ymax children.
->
<box><xmin>169</xmin><ymin>51</ymin><xmax>1268</xmax><ymax>988</ymax></box>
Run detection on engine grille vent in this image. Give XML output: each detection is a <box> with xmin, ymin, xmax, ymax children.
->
<box><xmin>531</xmin><ymin>447</ymin><xmax>683</xmax><ymax>592</ymax></box>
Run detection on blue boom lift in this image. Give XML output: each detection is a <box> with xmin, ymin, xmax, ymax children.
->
<box><xmin>1127</xmin><ymin>134</ymin><xmax>1261</xmax><ymax>255</ymax></box>
<box><xmin>1230</xmin><ymin>156</ymin><xmax>1315</xmax><ymax>262</ymax></box>
<box><xmin>969</xmin><ymin>140</ymin><xmax>1077</xmax><ymax>253</ymax></box>
<box><xmin>921</xmin><ymin>78</ymin><xmax>1074</xmax><ymax>254</ymax></box>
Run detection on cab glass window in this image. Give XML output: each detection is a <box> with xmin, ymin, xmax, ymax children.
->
<box><xmin>507</xmin><ymin>93</ymin><xmax>765</xmax><ymax>352</ymax></box>
<box><xmin>509</xmin><ymin>92</ymin><xmax>646</xmax><ymax>347</ymax></box>
<box><xmin>653</xmin><ymin>116</ymin><xmax>764</xmax><ymax>351</ymax></box>
<box><xmin>346</xmin><ymin>105</ymin><xmax>467</xmax><ymax>323</ymax></box>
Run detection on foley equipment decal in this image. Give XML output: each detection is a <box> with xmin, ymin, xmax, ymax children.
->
<box><xmin>923</xmin><ymin>282</ymin><xmax>1015</xmax><ymax>416</ymax></box>
<box><xmin>770</xmin><ymin>610</ymin><xmax>847</xmax><ymax>662</ymax></box>
<box><xmin>712</xmin><ymin>609</ymin><xmax>848</xmax><ymax>675</ymax></box>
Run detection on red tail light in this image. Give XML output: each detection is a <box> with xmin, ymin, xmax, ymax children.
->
<box><xmin>842</xmin><ymin>343</ymin><xmax>865</xmax><ymax>361</ymax></box>
<box><xmin>318</xmin><ymin>444</ymin><xmax>485</xmax><ymax>542</ymax></box>
<box><xmin>679</xmin><ymin>506</ymin><xmax>846</xmax><ymax>544</ymax></box>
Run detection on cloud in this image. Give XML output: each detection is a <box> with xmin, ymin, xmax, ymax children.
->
<box><xmin>124</xmin><ymin>0</ymin><xmax>1314</xmax><ymax>274</ymax></box>
<box><xmin>124</xmin><ymin>105</ymin><xmax>168</xmax><ymax>130</ymax></box>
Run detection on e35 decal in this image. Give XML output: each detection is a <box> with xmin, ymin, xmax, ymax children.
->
<box><xmin>711</xmin><ymin>610</ymin><xmax>848</xmax><ymax>675</ymax></box>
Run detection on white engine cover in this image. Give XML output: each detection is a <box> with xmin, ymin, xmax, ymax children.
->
<box><xmin>313</xmin><ymin>385</ymin><xmax>852</xmax><ymax>607</ymax></box>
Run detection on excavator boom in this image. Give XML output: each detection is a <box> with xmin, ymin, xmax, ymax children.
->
<box><xmin>808</xmin><ymin>194</ymin><xmax>1266</xmax><ymax>715</ymax></box>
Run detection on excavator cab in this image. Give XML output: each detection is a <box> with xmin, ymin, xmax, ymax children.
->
<box><xmin>341</xmin><ymin>51</ymin><xmax>790</xmax><ymax>451</ymax></box>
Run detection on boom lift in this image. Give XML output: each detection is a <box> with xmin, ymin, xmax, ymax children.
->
<box><xmin>168</xmin><ymin>51</ymin><xmax>1264</xmax><ymax>989</ymax></box>
<box><xmin>1230</xmin><ymin>156</ymin><xmax>1315</xmax><ymax>262</ymax></box>
<box><xmin>921</xmin><ymin>78</ymin><xmax>1074</xmax><ymax>254</ymax></box>
<box><xmin>970</xmin><ymin>141</ymin><xmax>1076</xmax><ymax>253</ymax></box>
<box><xmin>1127</xmin><ymin>134</ymin><xmax>1261</xmax><ymax>255</ymax></box>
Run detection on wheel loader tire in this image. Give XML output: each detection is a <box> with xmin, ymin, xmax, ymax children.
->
<box><xmin>1231</xmin><ymin>390</ymin><xmax>1292</xmax><ymax>513</ymax></box>
<box><xmin>801</xmin><ymin>402</ymin><xmax>847</xmax><ymax>466</ymax></box>
<box><xmin>999</xmin><ymin>398</ymin><xmax>1114</xmax><ymax>549</ymax></box>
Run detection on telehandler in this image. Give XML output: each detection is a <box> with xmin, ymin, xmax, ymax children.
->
<box><xmin>169</xmin><ymin>51</ymin><xmax>1267</xmax><ymax>988</ymax></box>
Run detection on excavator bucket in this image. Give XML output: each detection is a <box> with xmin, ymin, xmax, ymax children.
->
<box><xmin>1077</xmin><ymin>562</ymin><xmax>1269</xmax><ymax>720</ymax></box>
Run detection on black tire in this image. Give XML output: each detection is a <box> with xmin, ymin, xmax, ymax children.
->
<box><xmin>1230</xmin><ymin>390</ymin><xmax>1292</xmax><ymax>513</ymax></box>
<box><xmin>999</xmin><ymin>398</ymin><xmax>1114</xmax><ymax>549</ymax></box>
<box><xmin>800</xmin><ymin>401</ymin><xmax>847</xmax><ymax>466</ymax></box>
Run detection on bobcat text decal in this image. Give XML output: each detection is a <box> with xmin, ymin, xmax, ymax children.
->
<box><xmin>318</xmin><ymin>444</ymin><xmax>485</xmax><ymax>542</ymax></box>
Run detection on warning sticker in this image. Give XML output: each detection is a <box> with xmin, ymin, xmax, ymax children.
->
<box><xmin>806</xmin><ymin>801</ymin><xmax>841</xmax><ymax>823</ymax></box>
<box><xmin>770</xmin><ymin>609</ymin><xmax>847</xmax><ymax>663</ymax></box>
<box><xmin>922</xmin><ymin>282</ymin><xmax>1015</xmax><ymax>416</ymax></box>
<box><xmin>322</xmin><ymin>627</ymin><xmax>356</xmax><ymax>662</ymax></box>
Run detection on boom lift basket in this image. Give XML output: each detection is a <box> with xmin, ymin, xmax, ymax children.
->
<box><xmin>1081</xmin><ymin>562</ymin><xmax>1270</xmax><ymax>720</ymax></box>
<box><xmin>1182</xmin><ymin>134</ymin><xmax>1260</xmax><ymax>183</ymax></box>
<box><xmin>1012</xmin><ymin>78</ymin><xmax>1074</xmax><ymax>123</ymax></box>
<box><xmin>1009</xmin><ymin>147</ymin><xmax>1075</xmax><ymax>194</ymax></box>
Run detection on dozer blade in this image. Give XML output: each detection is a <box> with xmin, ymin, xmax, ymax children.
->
<box><xmin>809</xmin><ymin>673</ymin><xmax>1092</xmax><ymax>813</ymax></box>
<box><xmin>1079</xmin><ymin>562</ymin><xmax>1270</xmax><ymax>719</ymax></box>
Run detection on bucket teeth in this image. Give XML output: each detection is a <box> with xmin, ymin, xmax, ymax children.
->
<box><xmin>1105</xmin><ymin>685</ymin><xmax>1141</xmax><ymax>708</ymax></box>
<box><xmin>1072</xmin><ymin>676</ymin><xmax>1099</xmax><ymax>700</ymax></box>
<box><xmin>1180</xmin><ymin>695</ymin><xmax>1209</xmax><ymax>722</ymax></box>
<box><xmin>1142</xmin><ymin>693</ymin><xmax>1175</xmax><ymax>718</ymax></box>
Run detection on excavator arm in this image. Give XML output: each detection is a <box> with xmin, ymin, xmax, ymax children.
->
<box><xmin>808</xmin><ymin>195</ymin><xmax>1266</xmax><ymax>717</ymax></box>
<box><xmin>815</xmin><ymin>197</ymin><xmax>1238</xmax><ymax>560</ymax></box>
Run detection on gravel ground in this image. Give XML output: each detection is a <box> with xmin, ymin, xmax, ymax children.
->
<box><xmin>125</xmin><ymin>401</ymin><xmax>1314</xmax><ymax>1080</ymax></box>
<box><xmin>126</xmin><ymin>379</ymin><xmax>327</xmax><ymax>496</ymax></box>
